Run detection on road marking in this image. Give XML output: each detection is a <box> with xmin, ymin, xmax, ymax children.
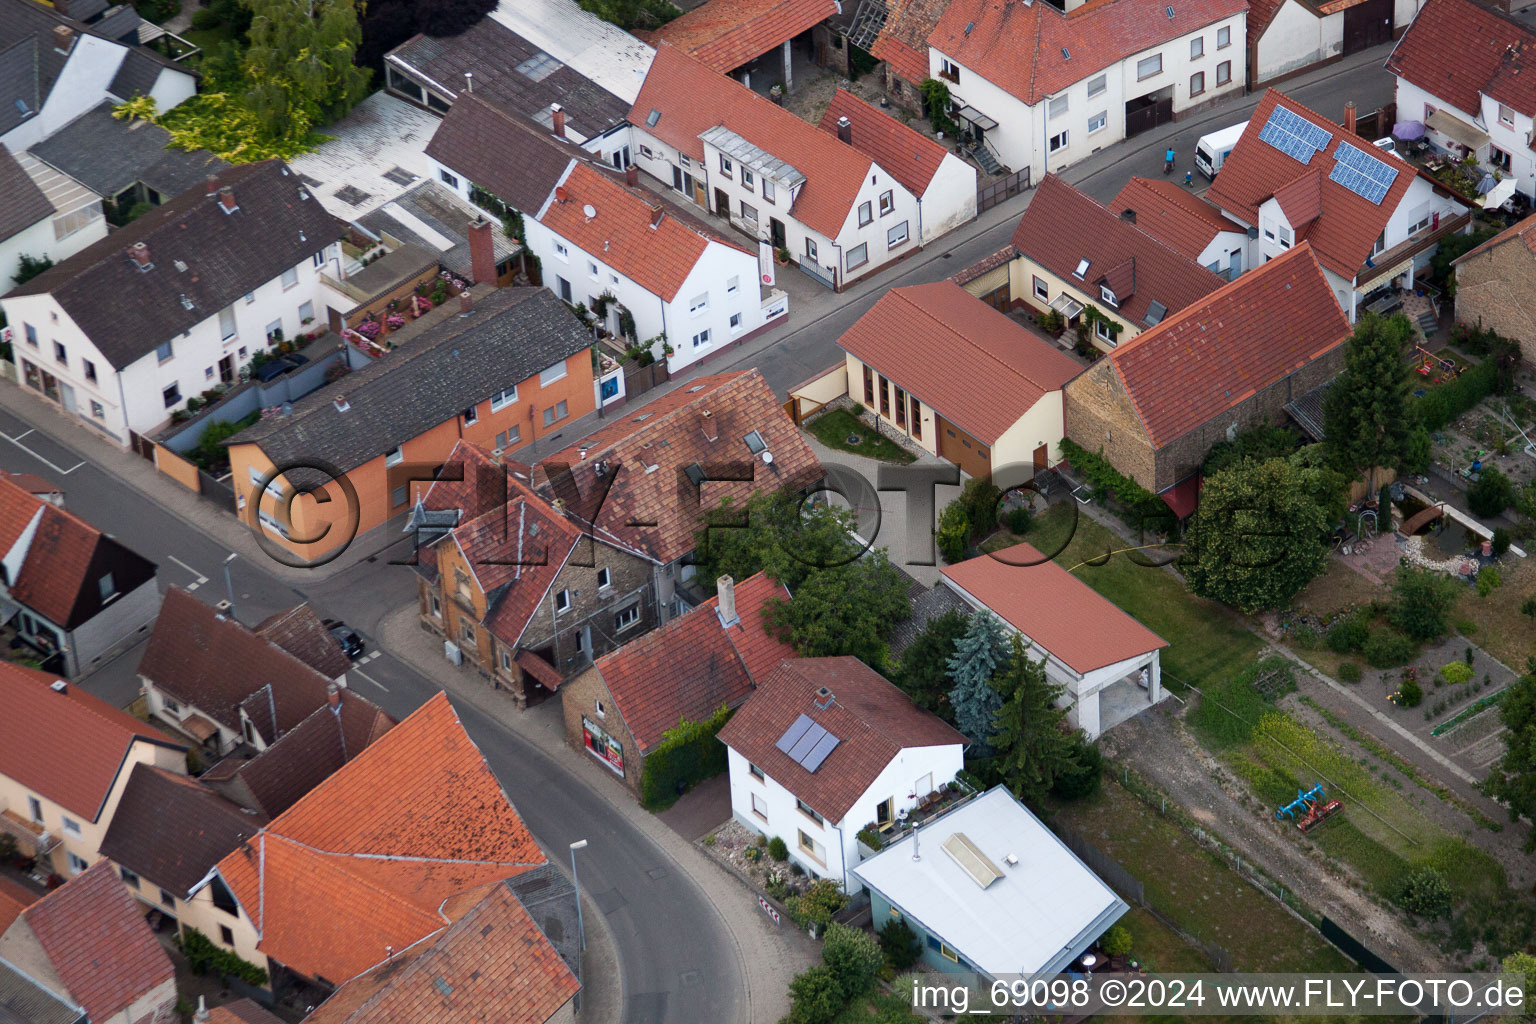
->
<box><xmin>0</xmin><ymin>428</ymin><xmax>85</xmax><ymax>475</ymax></box>
<box><xmin>361</xmin><ymin>651</ymin><xmax>381</xmax><ymax>664</ymax></box>
<box><xmin>166</xmin><ymin>555</ymin><xmax>209</xmax><ymax>585</ymax></box>
<box><xmin>352</xmin><ymin>666</ymin><xmax>388</xmax><ymax>691</ymax></box>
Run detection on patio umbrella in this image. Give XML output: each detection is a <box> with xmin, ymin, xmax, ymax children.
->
<box><xmin>1392</xmin><ymin>120</ymin><xmax>1426</xmax><ymax>141</ymax></box>
<box><xmin>1477</xmin><ymin>172</ymin><xmax>1498</xmax><ymax>195</ymax></box>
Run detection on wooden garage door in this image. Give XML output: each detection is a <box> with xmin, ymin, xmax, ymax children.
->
<box><xmin>936</xmin><ymin>415</ymin><xmax>992</xmax><ymax>479</ymax></box>
<box><xmin>1343</xmin><ymin>0</ymin><xmax>1392</xmax><ymax>53</ymax></box>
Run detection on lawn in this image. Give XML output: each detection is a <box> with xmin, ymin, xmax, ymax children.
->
<box><xmin>1035</xmin><ymin>504</ymin><xmax>1264</xmax><ymax>692</ymax></box>
<box><xmin>805</xmin><ymin>408</ymin><xmax>915</xmax><ymax>463</ymax></box>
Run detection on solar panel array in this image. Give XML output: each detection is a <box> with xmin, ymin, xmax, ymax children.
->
<box><xmin>1257</xmin><ymin>106</ymin><xmax>1333</xmax><ymax>165</ymax></box>
<box><xmin>775</xmin><ymin>713</ymin><xmax>842</xmax><ymax>773</ymax></box>
<box><xmin>1329</xmin><ymin>140</ymin><xmax>1399</xmax><ymax>205</ymax></box>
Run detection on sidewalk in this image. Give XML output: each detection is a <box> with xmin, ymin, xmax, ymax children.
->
<box><xmin>377</xmin><ymin>605</ymin><xmax>820</xmax><ymax>1023</ymax></box>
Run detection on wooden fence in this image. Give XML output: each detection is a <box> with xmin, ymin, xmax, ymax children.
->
<box><xmin>977</xmin><ymin>168</ymin><xmax>1032</xmax><ymax>214</ymax></box>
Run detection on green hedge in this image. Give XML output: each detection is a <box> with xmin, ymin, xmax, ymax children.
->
<box><xmin>1058</xmin><ymin>439</ymin><xmax>1172</xmax><ymax>528</ymax></box>
<box><xmin>179</xmin><ymin>926</ymin><xmax>267</xmax><ymax>986</ymax></box>
<box><xmin>1413</xmin><ymin>358</ymin><xmax>1499</xmax><ymax>431</ymax></box>
<box><xmin>640</xmin><ymin>704</ymin><xmax>732</xmax><ymax>808</ymax></box>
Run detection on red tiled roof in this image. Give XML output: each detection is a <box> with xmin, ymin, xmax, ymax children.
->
<box><xmin>717</xmin><ymin>657</ymin><xmax>966</xmax><ymax>822</ymax></box>
<box><xmin>1110</xmin><ymin>177</ymin><xmax>1247</xmax><ymax>262</ymax></box>
<box><xmin>951</xmin><ymin>245</ymin><xmax>1016</xmax><ymax>285</ymax></box>
<box><xmin>929</xmin><ymin>0</ymin><xmax>1247</xmax><ymax>106</ymax></box>
<box><xmin>1101</xmin><ymin>242</ymin><xmax>1351</xmax><ymax>448</ymax></box>
<box><xmin>516</xmin><ymin>649</ymin><xmax>565</xmax><ymax>690</ymax></box>
<box><xmin>1013</xmin><ymin>175</ymin><xmax>1226</xmax><ymax>328</ymax></box>
<box><xmin>254</xmin><ymin>603</ymin><xmax>351</xmax><ymax>681</ymax></box>
<box><xmin>0</xmin><ymin>472</ymin><xmax>61</xmax><ymax>499</ymax></box>
<box><xmin>22</xmin><ymin>861</ymin><xmax>174</xmax><ymax>1023</ymax></box>
<box><xmin>140</xmin><ymin>588</ymin><xmax>338</xmax><ymax>744</ymax></box>
<box><xmin>941</xmin><ymin>545</ymin><xmax>1167</xmax><ymax>674</ymax></box>
<box><xmin>1453</xmin><ymin>208</ymin><xmax>1536</xmax><ymax>263</ymax></box>
<box><xmin>1273</xmin><ymin>168</ymin><xmax>1323</xmax><ymax>230</ymax></box>
<box><xmin>539</xmin><ymin>163</ymin><xmax>719</xmax><ymax>302</ymax></box>
<box><xmin>1386</xmin><ymin>0</ymin><xmax>1536</xmax><ymax>116</ymax></box>
<box><xmin>422</xmin><ymin>440</ymin><xmax>532</xmax><ymax>521</ymax></box>
<box><xmin>1161</xmin><ymin>473</ymin><xmax>1202</xmax><ymax>518</ymax></box>
<box><xmin>817</xmin><ymin>89</ymin><xmax>950</xmax><ymax>197</ymax></box>
<box><xmin>536</xmin><ymin>371</ymin><xmax>823</xmax><ymax>565</ymax></box>
<box><xmin>650</xmin><ymin>0</ymin><xmax>837</xmax><ymax>72</ymax></box>
<box><xmin>304</xmin><ymin>879</ymin><xmax>578</xmax><ymax>1024</ymax></box>
<box><xmin>207</xmin><ymin>998</ymin><xmax>286</xmax><ymax>1024</ymax></box>
<box><xmin>631</xmin><ymin>45</ymin><xmax>878</xmax><ymax>238</ymax></box>
<box><xmin>1204</xmin><ymin>90</ymin><xmax>1457</xmax><ymax>280</ymax></box>
<box><xmin>0</xmin><ymin>877</ymin><xmax>34</xmax><ymax>934</ymax></box>
<box><xmin>837</xmin><ymin>280</ymin><xmax>1084</xmax><ymax>444</ymax></box>
<box><xmin>217</xmin><ymin>693</ymin><xmax>545</xmax><ymax>985</ymax></box>
<box><xmin>870</xmin><ymin>33</ymin><xmax>930</xmax><ymax>85</ymax></box>
<box><xmin>868</xmin><ymin>0</ymin><xmax>948</xmax><ymax>85</ymax></box>
<box><xmin>1245</xmin><ymin>0</ymin><xmax>1288</xmax><ymax>40</ymax></box>
<box><xmin>595</xmin><ymin>571</ymin><xmax>792</xmax><ymax>752</ymax></box>
<box><xmin>0</xmin><ymin>662</ymin><xmax>181</xmax><ymax>822</ymax></box>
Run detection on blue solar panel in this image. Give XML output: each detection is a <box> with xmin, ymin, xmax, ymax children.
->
<box><xmin>801</xmin><ymin>733</ymin><xmax>841</xmax><ymax>773</ymax></box>
<box><xmin>776</xmin><ymin>713</ymin><xmax>815</xmax><ymax>755</ymax></box>
<box><xmin>1329</xmin><ymin>140</ymin><xmax>1398</xmax><ymax>204</ymax></box>
<box><xmin>1257</xmin><ymin>106</ymin><xmax>1334</xmax><ymax>165</ymax></box>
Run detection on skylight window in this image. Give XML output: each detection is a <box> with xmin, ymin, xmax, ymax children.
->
<box><xmin>646</xmin><ymin>109</ymin><xmax>661</xmax><ymax>127</ymax></box>
<box><xmin>1061</xmin><ymin>47</ymin><xmax>1070</xmax><ymax>60</ymax></box>
<box><xmin>684</xmin><ymin>462</ymin><xmax>707</xmax><ymax>486</ymax></box>
<box><xmin>514</xmin><ymin>51</ymin><xmax>563</xmax><ymax>82</ymax></box>
<box><xmin>1073</xmin><ymin>258</ymin><xmax>1090</xmax><ymax>278</ymax></box>
<box><xmin>743</xmin><ymin>429</ymin><xmax>767</xmax><ymax>455</ymax></box>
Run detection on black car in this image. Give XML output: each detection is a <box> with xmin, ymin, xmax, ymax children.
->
<box><xmin>322</xmin><ymin>619</ymin><xmax>365</xmax><ymax>659</ymax></box>
<box><xmin>252</xmin><ymin>352</ymin><xmax>311</xmax><ymax>383</ymax></box>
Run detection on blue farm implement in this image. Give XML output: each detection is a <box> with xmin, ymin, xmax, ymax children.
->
<box><xmin>1276</xmin><ymin>784</ymin><xmax>1342</xmax><ymax>832</ymax></box>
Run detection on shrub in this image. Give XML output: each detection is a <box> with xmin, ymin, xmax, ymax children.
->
<box><xmin>1388</xmin><ymin>564</ymin><xmax>1462</xmax><ymax>641</ymax></box>
<box><xmin>1399</xmin><ymin>677</ymin><xmax>1424</xmax><ymax>707</ymax></box>
<box><xmin>1522</xmin><ymin>596</ymin><xmax>1536</xmax><ymax>620</ymax></box>
<box><xmin>179</xmin><ymin>927</ymin><xmax>268</xmax><ymax>985</ymax></box>
<box><xmin>786</xmin><ymin>879</ymin><xmax>848</xmax><ymax>929</ymax></box>
<box><xmin>822</xmin><ymin>922</ymin><xmax>883</xmax><ymax>1001</ymax></box>
<box><xmin>855</xmin><ymin>826</ymin><xmax>884</xmax><ymax>852</ymax></box>
<box><xmin>1006</xmin><ymin>505</ymin><xmax>1033</xmax><ymax>535</ymax></box>
<box><xmin>1100</xmin><ymin>924</ymin><xmax>1134</xmax><ymax>956</ymax></box>
<box><xmin>1395</xmin><ymin>867</ymin><xmax>1453</xmax><ymax>918</ymax></box>
<box><xmin>936</xmin><ymin>501</ymin><xmax>969</xmax><ymax>564</ymax></box>
<box><xmin>1365</xmin><ymin>628</ymin><xmax>1417</xmax><ymax>668</ymax></box>
<box><xmin>878</xmin><ymin>917</ymin><xmax>920</xmax><ymax>971</ymax></box>
<box><xmin>1491</xmin><ymin>527</ymin><xmax>1512</xmax><ymax>556</ymax></box>
<box><xmin>639</xmin><ymin>704</ymin><xmax>732</xmax><ymax>808</ymax></box>
<box><xmin>190</xmin><ymin>7</ymin><xmax>221</xmax><ymax>28</ymax></box>
<box><xmin>702</xmin><ymin>833</ymin><xmax>717</xmax><ymax>847</ymax></box>
<box><xmin>1468</xmin><ymin>468</ymin><xmax>1517</xmax><ymax>518</ymax></box>
<box><xmin>765</xmin><ymin>872</ymin><xmax>789</xmax><ymax>901</ymax></box>
<box><xmin>1477</xmin><ymin>567</ymin><xmax>1502</xmax><ymax>596</ymax></box>
<box><xmin>786</xmin><ymin>965</ymin><xmax>844</xmax><ymax>1024</ymax></box>
<box><xmin>1413</xmin><ymin>357</ymin><xmax>1501</xmax><ymax>431</ymax></box>
<box><xmin>1050</xmin><ymin>736</ymin><xmax>1103</xmax><ymax>801</ymax></box>
<box><xmin>1455</xmin><ymin>619</ymin><xmax>1478</xmax><ymax>637</ymax></box>
<box><xmin>1337</xmin><ymin>662</ymin><xmax>1362</xmax><ymax>683</ymax></box>
<box><xmin>1440</xmin><ymin>662</ymin><xmax>1474</xmax><ymax>685</ymax></box>
<box><xmin>767</xmin><ymin>836</ymin><xmax>789</xmax><ymax>862</ymax></box>
<box><xmin>1325</xmin><ymin>613</ymin><xmax>1369</xmax><ymax>653</ymax></box>
<box><xmin>959</xmin><ymin>476</ymin><xmax>1003</xmax><ymax>535</ymax></box>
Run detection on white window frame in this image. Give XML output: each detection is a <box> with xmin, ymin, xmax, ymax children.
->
<box><xmin>1033</xmin><ymin>275</ymin><xmax>1049</xmax><ymax>300</ymax></box>
<box><xmin>1088</xmin><ymin>110</ymin><xmax>1108</xmax><ymax>134</ymax></box>
<box><xmin>1049</xmin><ymin>130</ymin><xmax>1069</xmax><ymax>153</ymax></box>
<box><xmin>763</xmin><ymin>178</ymin><xmax>776</xmax><ymax>202</ymax></box>
<box><xmin>1099</xmin><ymin>285</ymin><xmax>1117</xmax><ymax>307</ymax></box>
<box><xmin>281</xmin><ymin>266</ymin><xmax>299</xmax><ymax>290</ymax></box>
<box><xmin>554</xmin><ymin>241</ymin><xmax>569</xmax><ymax>261</ymax></box>
<box><xmin>1087</xmin><ymin>74</ymin><xmax>1107</xmax><ymax>98</ymax></box>
<box><xmin>692</xmin><ymin>328</ymin><xmax>711</xmax><ymax>349</ymax></box>
<box><xmin>751</xmin><ymin>792</ymin><xmax>769</xmax><ymax>819</ymax></box>
<box><xmin>385</xmin><ymin>446</ymin><xmax>404</xmax><ymax>466</ymax></box>
<box><xmin>878</xmin><ymin>190</ymin><xmax>894</xmax><ymax>216</ymax></box>
<box><xmin>67</xmin><ymin>852</ymin><xmax>89</xmax><ymax>874</ymax></box>
<box><xmin>249</xmin><ymin>465</ymin><xmax>283</xmax><ymax>499</ymax></box>
<box><xmin>742</xmin><ymin>167</ymin><xmax>755</xmax><ymax>188</ymax></box>
<box><xmin>490</xmin><ymin>385</ymin><xmax>518</xmax><ymax>411</ymax></box>
<box><xmin>554</xmin><ymin>589</ymin><xmax>571</xmax><ymax>613</ymax></box>
<box><xmin>1136</xmin><ymin>54</ymin><xmax>1163</xmax><ymax>80</ymax></box>
<box><xmin>1048</xmin><ymin>95</ymin><xmax>1069</xmax><ymax>119</ymax></box>
<box><xmin>719</xmin><ymin>154</ymin><xmax>733</xmax><ymax>177</ymax></box>
<box><xmin>726</xmin><ymin>276</ymin><xmax>739</xmax><ymax>294</ymax></box>
<box><xmin>689</xmin><ymin>293</ymin><xmax>709</xmax><ymax>316</ymax></box>
<box><xmin>439</xmin><ymin>169</ymin><xmax>459</xmax><ymax>188</ymax></box>
<box><xmin>615</xmin><ymin>603</ymin><xmax>640</xmax><ymax>631</ymax></box>
<box><xmin>886</xmin><ymin>220</ymin><xmax>909</xmax><ymax>248</ymax></box>
<box><xmin>62</xmin><ymin>816</ymin><xmax>82</xmax><ymax>838</ymax></box>
<box><xmin>729</xmin><ymin>312</ymin><xmax>743</xmax><ymax>332</ymax></box>
<box><xmin>1095</xmin><ymin>319</ymin><xmax>1114</xmax><ymax>343</ymax></box>
<box><xmin>540</xmin><ymin>361</ymin><xmax>568</xmax><ymax>387</ymax></box>
<box><xmin>597</xmin><ymin>567</ymin><xmax>612</xmax><ymax>590</ymax></box>
<box><xmin>858</xmin><ymin>201</ymin><xmax>872</xmax><ymax>227</ymax></box>
<box><xmin>1499</xmin><ymin>103</ymin><xmax>1516</xmax><ymax>126</ymax></box>
<box><xmin>1278</xmin><ymin>224</ymin><xmax>1293</xmax><ymax>248</ymax></box>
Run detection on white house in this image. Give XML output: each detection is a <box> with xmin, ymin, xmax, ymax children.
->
<box><xmin>0</xmin><ymin>0</ymin><xmax>197</xmax><ymax>152</ymax></box>
<box><xmin>1388</xmin><ymin>0</ymin><xmax>1536</xmax><ymax>204</ymax></box>
<box><xmin>631</xmin><ymin>44</ymin><xmax>929</xmax><ymax>290</ymax></box>
<box><xmin>717</xmin><ymin>656</ymin><xmax>967</xmax><ymax>894</ymax></box>
<box><xmin>817</xmin><ymin>88</ymin><xmax>977</xmax><ymax>244</ymax></box>
<box><xmin>1206</xmin><ymin>89</ymin><xmax>1474</xmax><ymax>320</ymax></box>
<box><xmin>925</xmin><ymin>0</ymin><xmax>1247</xmax><ymax>181</ymax></box>
<box><xmin>1249</xmin><ymin>0</ymin><xmax>1411</xmax><ymax>89</ymax></box>
<box><xmin>1111</xmin><ymin>176</ymin><xmax>1251</xmax><ymax>278</ymax></box>
<box><xmin>0</xmin><ymin>160</ymin><xmax>349</xmax><ymax>445</ymax></box>
<box><xmin>0</xmin><ymin>148</ymin><xmax>105</xmax><ymax>295</ymax></box>
<box><xmin>941</xmin><ymin>544</ymin><xmax>1168</xmax><ymax>740</ymax></box>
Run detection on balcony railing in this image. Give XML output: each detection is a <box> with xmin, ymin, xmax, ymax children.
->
<box><xmin>1356</xmin><ymin>212</ymin><xmax>1473</xmax><ymax>289</ymax></box>
<box><xmin>0</xmin><ymin>807</ymin><xmax>58</xmax><ymax>857</ymax></box>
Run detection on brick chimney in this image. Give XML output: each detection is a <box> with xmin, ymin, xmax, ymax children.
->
<box><xmin>625</xmin><ymin>163</ymin><xmax>639</xmax><ymax>187</ymax></box>
<box><xmin>649</xmin><ymin>205</ymin><xmax>665</xmax><ymax>229</ymax></box>
<box><xmin>1345</xmin><ymin>100</ymin><xmax>1357</xmax><ymax>136</ymax></box>
<box><xmin>836</xmin><ymin>115</ymin><xmax>852</xmax><ymax>144</ymax></box>
<box><xmin>468</xmin><ymin>216</ymin><xmax>496</xmax><ymax>285</ymax></box>
<box><xmin>52</xmin><ymin>24</ymin><xmax>73</xmax><ymax>52</ymax></box>
<box><xmin>1120</xmin><ymin>208</ymin><xmax>1137</xmax><ymax>224</ymax></box>
<box><xmin>327</xmin><ymin>683</ymin><xmax>340</xmax><ymax>710</ymax></box>
<box><xmin>699</xmin><ymin>408</ymin><xmax>718</xmax><ymax>441</ymax></box>
<box><xmin>716</xmin><ymin>574</ymin><xmax>738</xmax><ymax>626</ymax></box>
<box><xmin>129</xmin><ymin>241</ymin><xmax>151</xmax><ymax>267</ymax></box>
<box><xmin>218</xmin><ymin>186</ymin><xmax>238</xmax><ymax>213</ymax></box>
<box><xmin>205</xmin><ymin>172</ymin><xmax>220</xmax><ymax>196</ymax></box>
<box><xmin>551</xmin><ymin>103</ymin><xmax>565</xmax><ymax>139</ymax></box>
<box><xmin>459</xmin><ymin>290</ymin><xmax>473</xmax><ymax>314</ymax></box>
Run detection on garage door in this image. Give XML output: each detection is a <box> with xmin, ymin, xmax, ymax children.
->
<box><xmin>936</xmin><ymin>415</ymin><xmax>993</xmax><ymax>479</ymax></box>
<box><xmin>1343</xmin><ymin>0</ymin><xmax>1392</xmax><ymax>54</ymax></box>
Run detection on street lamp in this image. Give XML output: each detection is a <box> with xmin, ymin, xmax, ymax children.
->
<box><xmin>222</xmin><ymin>553</ymin><xmax>238</xmax><ymax>620</ymax></box>
<box><xmin>569</xmin><ymin>840</ymin><xmax>588</xmax><ymax>951</ymax></box>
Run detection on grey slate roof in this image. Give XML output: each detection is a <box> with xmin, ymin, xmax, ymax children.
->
<box><xmin>887</xmin><ymin>581</ymin><xmax>969</xmax><ymax>659</ymax></box>
<box><xmin>29</xmin><ymin>101</ymin><xmax>227</xmax><ymax>200</ymax></box>
<box><xmin>8</xmin><ymin>159</ymin><xmax>346</xmax><ymax>369</ymax></box>
<box><xmin>105</xmin><ymin>45</ymin><xmax>161</xmax><ymax>100</ymax></box>
<box><xmin>0</xmin><ymin>958</ymin><xmax>85</xmax><ymax>1024</ymax></box>
<box><xmin>506</xmin><ymin>863</ymin><xmax>582</xmax><ymax>980</ymax></box>
<box><xmin>387</xmin><ymin>17</ymin><xmax>630</xmax><ymax>142</ymax></box>
<box><xmin>0</xmin><ymin>146</ymin><xmax>53</xmax><ymax>243</ymax></box>
<box><xmin>356</xmin><ymin>180</ymin><xmax>520</xmax><ymax>280</ymax></box>
<box><xmin>229</xmin><ymin>288</ymin><xmax>590</xmax><ymax>476</ymax></box>
<box><xmin>424</xmin><ymin>92</ymin><xmax>576</xmax><ymax>215</ymax></box>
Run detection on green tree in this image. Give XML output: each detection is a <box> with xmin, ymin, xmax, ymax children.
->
<box><xmin>919</xmin><ymin>78</ymin><xmax>955</xmax><ymax>134</ymax></box>
<box><xmin>1202</xmin><ymin>422</ymin><xmax>1300</xmax><ymax>477</ymax></box>
<box><xmin>786</xmin><ymin>965</ymin><xmax>844</xmax><ymax>1024</ymax></box>
<box><xmin>694</xmin><ymin>489</ymin><xmax>859</xmax><ymax>594</ymax></box>
<box><xmin>1180</xmin><ymin>458</ymin><xmax>1329</xmax><ymax>613</ymax></box>
<box><xmin>1393</xmin><ymin>866</ymin><xmax>1452</xmax><ymax>917</ymax></box>
<box><xmin>936</xmin><ymin>500</ymin><xmax>969</xmax><ymax>564</ymax></box>
<box><xmin>990</xmin><ymin>635</ymin><xmax>1074</xmax><ymax>804</ymax></box>
<box><xmin>1483</xmin><ymin>671</ymin><xmax>1536</xmax><ymax>851</ymax></box>
<box><xmin>946</xmin><ymin>612</ymin><xmax>1010</xmax><ymax>746</ymax></box>
<box><xmin>821</xmin><ymin>922</ymin><xmax>884</xmax><ymax>1002</ymax></box>
<box><xmin>888</xmin><ymin>609</ymin><xmax>968</xmax><ymax>716</ymax></box>
<box><xmin>1288</xmin><ymin>445</ymin><xmax>1351</xmax><ymax>525</ymax></box>
<box><xmin>765</xmin><ymin>550</ymin><xmax>910</xmax><ymax>671</ymax></box>
<box><xmin>1387</xmin><ymin>563</ymin><xmax>1462</xmax><ymax>642</ymax></box>
<box><xmin>576</xmin><ymin>0</ymin><xmax>680</xmax><ymax>30</ymax></box>
<box><xmin>1500</xmin><ymin>951</ymin><xmax>1536</xmax><ymax>1020</ymax></box>
<box><xmin>878</xmin><ymin>917</ymin><xmax>921</xmax><ymax>970</ymax></box>
<box><xmin>1323</xmin><ymin>313</ymin><xmax>1417</xmax><ymax>491</ymax></box>
<box><xmin>12</xmin><ymin>254</ymin><xmax>53</xmax><ymax>286</ymax></box>
<box><xmin>1468</xmin><ymin>466</ymin><xmax>1516</xmax><ymax>518</ymax></box>
<box><xmin>243</xmin><ymin>0</ymin><xmax>370</xmax><ymax>146</ymax></box>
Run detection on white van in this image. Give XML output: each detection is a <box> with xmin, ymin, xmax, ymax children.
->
<box><xmin>1195</xmin><ymin>123</ymin><xmax>1247</xmax><ymax>179</ymax></box>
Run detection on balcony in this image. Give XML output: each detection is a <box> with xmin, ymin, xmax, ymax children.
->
<box><xmin>1356</xmin><ymin>212</ymin><xmax>1473</xmax><ymax>291</ymax></box>
<box><xmin>0</xmin><ymin>806</ymin><xmax>59</xmax><ymax>858</ymax></box>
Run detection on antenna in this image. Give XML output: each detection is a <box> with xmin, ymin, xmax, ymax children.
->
<box><xmin>911</xmin><ymin>821</ymin><xmax>921</xmax><ymax>862</ymax></box>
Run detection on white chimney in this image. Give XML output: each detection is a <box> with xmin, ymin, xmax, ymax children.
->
<box><xmin>716</xmin><ymin>574</ymin><xmax>738</xmax><ymax>627</ymax></box>
<box><xmin>193</xmin><ymin>997</ymin><xmax>209</xmax><ymax>1024</ymax></box>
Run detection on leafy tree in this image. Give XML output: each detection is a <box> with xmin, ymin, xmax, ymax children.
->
<box><xmin>1202</xmin><ymin>422</ymin><xmax>1300</xmax><ymax>477</ymax></box>
<box><xmin>1050</xmin><ymin>735</ymin><xmax>1103</xmax><ymax>800</ymax></box>
<box><xmin>1483</xmin><ymin>671</ymin><xmax>1536</xmax><ymax>851</ymax></box>
<box><xmin>1393</xmin><ymin>866</ymin><xmax>1452</xmax><ymax>917</ymax></box>
<box><xmin>821</xmin><ymin>923</ymin><xmax>884</xmax><ymax>1002</ymax></box>
<box><xmin>1100</xmin><ymin>925</ymin><xmax>1133</xmax><ymax>956</ymax></box>
<box><xmin>946</xmin><ymin>612</ymin><xmax>1010</xmax><ymax>747</ymax></box>
<box><xmin>1468</xmin><ymin>466</ymin><xmax>1516</xmax><ymax>518</ymax></box>
<box><xmin>1323</xmin><ymin>313</ymin><xmax>1417</xmax><ymax>491</ymax></box>
<box><xmin>888</xmin><ymin>609</ymin><xmax>968</xmax><ymax>716</ymax></box>
<box><xmin>1288</xmin><ymin>445</ymin><xmax>1350</xmax><ymax>525</ymax></box>
<box><xmin>12</xmin><ymin>254</ymin><xmax>53</xmax><ymax>286</ymax></box>
<box><xmin>936</xmin><ymin>500</ymin><xmax>969</xmax><ymax>564</ymax></box>
<box><xmin>878</xmin><ymin>917</ymin><xmax>920</xmax><ymax>970</ymax></box>
<box><xmin>958</xmin><ymin>476</ymin><xmax>1003</xmax><ymax>536</ymax></box>
<box><xmin>1500</xmin><ymin>951</ymin><xmax>1536</xmax><ymax>1019</ymax></box>
<box><xmin>694</xmin><ymin>489</ymin><xmax>859</xmax><ymax>593</ymax></box>
<box><xmin>1388</xmin><ymin>564</ymin><xmax>1462</xmax><ymax>642</ymax></box>
<box><xmin>576</xmin><ymin>0</ymin><xmax>680</xmax><ymax>30</ymax></box>
<box><xmin>765</xmin><ymin>550</ymin><xmax>910</xmax><ymax>671</ymax></box>
<box><xmin>990</xmin><ymin>635</ymin><xmax>1074</xmax><ymax>804</ymax></box>
<box><xmin>244</xmin><ymin>0</ymin><xmax>371</xmax><ymax>144</ymax></box>
<box><xmin>1180</xmin><ymin>458</ymin><xmax>1329</xmax><ymax>613</ymax></box>
<box><xmin>786</xmin><ymin>965</ymin><xmax>844</xmax><ymax>1024</ymax></box>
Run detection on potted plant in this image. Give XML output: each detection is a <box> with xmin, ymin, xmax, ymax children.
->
<box><xmin>769</xmin><ymin>83</ymin><xmax>784</xmax><ymax>105</ymax></box>
<box><xmin>775</xmin><ymin>247</ymin><xmax>790</xmax><ymax>265</ymax></box>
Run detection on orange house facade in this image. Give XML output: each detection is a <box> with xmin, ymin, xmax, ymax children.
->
<box><xmin>226</xmin><ymin>288</ymin><xmax>595</xmax><ymax>563</ymax></box>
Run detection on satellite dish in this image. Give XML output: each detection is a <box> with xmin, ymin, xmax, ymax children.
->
<box><xmin>582</xmin><ymin>204</ymin><xmax>597</xmax><ymax>218</ymax></box>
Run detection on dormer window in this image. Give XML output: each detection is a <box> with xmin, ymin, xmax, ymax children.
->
<box><xmin>1100</xmin><ymin>285</ymin><xmax>1117</xmax><ymax>307</ymax></box>
<box><xmin>1073</xmin><ymin>258</ymin><xmax>1090</xmax><ymax>279</ymax></box>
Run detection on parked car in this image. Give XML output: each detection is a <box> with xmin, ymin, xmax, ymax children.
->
<box><xmin>252</xmin><ymin>353</ymin><xmax>311</xmax><ymax>383</ymax></box>
<box><xmin>322</xmin><ymin>619</ymin><xmax>365</xmax><ymax>659</ymax></box>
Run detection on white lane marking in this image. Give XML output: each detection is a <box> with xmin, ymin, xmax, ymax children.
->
<box><xmin>352</xmin><ymin>666</ymin><xmax>389</xmax><ymax>691</ymax></box>
<box><xmin>0</xmin><ymin>429</ymin><xmax>86</xmax><ymax>475</ymax></box>
<box><xmin>167</xmin><ymin>556</ymin><xmax>209</xmax><ymax>585</ymax></box>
